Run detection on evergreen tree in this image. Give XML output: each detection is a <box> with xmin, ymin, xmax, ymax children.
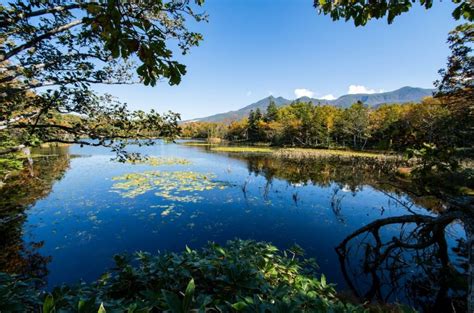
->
<box><xmin>248</xmin><ymin>110</ymin><xmax>256</xmax><ymax>126</ymax></box>
<box><xmin>255</xmin><ymin>108</ymin><xmax>263</xmax><ymax>121</ymax></box>
<box><xmin>265</xmin><ymin>101</ymin><xmax>279</xmax><ymax>122</ymax></box>
<box><xmin>248</xmin><ymin>109</ymin><xmax>263</xmax><ymax>142</ymax></box>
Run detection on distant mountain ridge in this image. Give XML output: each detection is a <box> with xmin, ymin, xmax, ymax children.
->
<box><xmin>191</xmin><ymin>86</ymin><xmax>434</xmax><ymax>123</ymax></box>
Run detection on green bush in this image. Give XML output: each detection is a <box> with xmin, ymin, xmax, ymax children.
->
<box><xmin>0</xmin><ymin>240</ymin><xmax>413</xmax><ymax>312</ymax></box>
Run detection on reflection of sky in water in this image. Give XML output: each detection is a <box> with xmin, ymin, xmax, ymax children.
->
<box><xmin>22</xmin><ymin>142</ymin><xmax>465</xmax><ymax>292</ymax></box>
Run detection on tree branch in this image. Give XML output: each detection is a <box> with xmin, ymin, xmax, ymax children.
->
<box><xmin>2</xmin><ymin>19</ymin><xmax>83</xmax><ymax>61</ymax></box>
<box><xmin>0</xmin><ymin>145</ymin><xmax>26</xmax><ymax>155</ymax></box>
<box><xmin>0</xmin><ymin>4</ymin><xmax>83</xmax><ymax>28</ymax></box>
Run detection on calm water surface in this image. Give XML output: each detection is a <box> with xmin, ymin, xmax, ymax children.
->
<box><xmin>0</xmin><ymin>141</ymin><xmax>467</xmax><ymax>311</ymax></box>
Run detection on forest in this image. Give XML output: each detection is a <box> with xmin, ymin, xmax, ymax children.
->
<box><xmin>181</xmin><ymin>96</ymin><xmax>466</xmax><ymax>152</ymax></box>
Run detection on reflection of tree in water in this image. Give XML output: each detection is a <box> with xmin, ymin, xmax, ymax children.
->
<box><xmin>243</xmin><ymin>155</ymin><xmax>405</xmax><ymax>192</ymax></box>
<box><xmin>336</xmin><ymin>207</ymin><xmax>470</xmax><ymax>312</ymax></box>
<box><xmin>0</xmin><ymin>145</ymin><xmax>70</xmax><ymax>282</ymax></box>
<box><xmin>241</xmin><ymin>155</ymin><xmax>471</xmax><ymax>312</ymax></box>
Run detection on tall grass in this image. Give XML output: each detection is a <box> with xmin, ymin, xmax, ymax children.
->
<box><xmin>272</xmin><ymin>148</ymin><xmax>401</xmax><ymax>160</ymax></box>
<box><xmin>210</xmin><ymin>146</ymin><xmax>274</xmax><ymax>153</ymax></box>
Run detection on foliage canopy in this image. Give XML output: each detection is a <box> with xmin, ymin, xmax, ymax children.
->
<box><xmin>313</xmin><ymin>0</ymin><xmax>473</xmax><ymax>26</ymax></box>
<box><xmin>0</xmin><ymin>0</ymin><xmax>206</xmax><ymax>163</ymax></box>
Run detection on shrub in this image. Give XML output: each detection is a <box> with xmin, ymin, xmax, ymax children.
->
<box><xmin>0</xmin><ymin>240</ymin><xmax>414</xmax><ymax>312</ymax></box>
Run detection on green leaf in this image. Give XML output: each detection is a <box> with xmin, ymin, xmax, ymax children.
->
<box><xmin>98</xmin><ymin>302</ymin><xmax>106</xmax><ymax>313</ymax></box>
<box><xmin>78</xmin><ymin>300</ymin><xmax>85</xmax><ymax>312</ymax></box>
<box><xmin>214</xmin><ymin>246</ymin><xmax>226</xmax><ymax>256</ymax></box>
<box><xmin>162</xmin><ymin>290</ymin><xmax>183</xmax><ymax>313</ymax></box>
<box><xmin>183</xmin><ymin>278</ymin><xmax>195</xmax><ymax>312</ymax></box>
<box><xmin>42</xmin><ymin>294</ymin><xmax>55</xmax><ymax>313</ymax></box>
<box><xmin>231</xmin><ymin>301</ymin><xmax>248</xmax><ymax>311</ymax></box>
<box><xmin>452</xmin><ymin>5</ymin><xmax>463</xmax><ymax>19</ymax></box>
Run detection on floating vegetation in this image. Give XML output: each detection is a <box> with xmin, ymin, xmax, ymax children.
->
<box><xmin>161</xmin><ymin>207</ymin><xmax>172</xmax><ymax>216</ymax></box>
<box><xmin>151</xmin><ymin>204</ymin><xmax>178</xmax><ymax>217</ymax></box>
<box><xmin>127</xmin><ymin>156</ymin><xmax>191</xmax><ymax>166</ymax></box>
<box><xmin>111</xmin><ymin>171</ymin><xmax>227</xmax><ymax>202</ymax></box>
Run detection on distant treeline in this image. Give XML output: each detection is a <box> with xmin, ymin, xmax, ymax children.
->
<box><xmin>181</xmin><ymin>97</ymin><xmax>465</xmax><ymax>151</ymax></box>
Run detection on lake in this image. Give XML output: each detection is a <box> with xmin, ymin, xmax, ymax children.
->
<box><xmin>0</xmin><ymin>141</ymin><xmax>468</xmax><ymax>311</ymax></box>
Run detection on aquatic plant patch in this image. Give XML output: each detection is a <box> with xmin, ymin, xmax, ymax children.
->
<box><xmin>111</xmin><ymin>171</ymin><xmax>227</xmax><ymax>202</ymax></box>
<box><xmin>127</xmin><ymin>156</ymin><xmax>191</xmax><ymax>166</ymax></box>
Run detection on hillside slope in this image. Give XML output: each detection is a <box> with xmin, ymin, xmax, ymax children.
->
<box><xmin>192</xmin><ymin>86</ymin><xmax>433</xmax><ymax>123</ymax></box>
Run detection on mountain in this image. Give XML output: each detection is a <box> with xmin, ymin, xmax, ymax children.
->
<box><xmin>329</xmin><ymin>86</ymin><xmax>435</xmax><ymax>108</ymax></box>
<box><xmin>190</xmin><ymin>96</ymin><xmax>291</xmax><ymax>123</ymax></box>
<box><xmin>191</xmin><ymin>86</ymin><xmax>434</xmax><ymax>123</ymax></box>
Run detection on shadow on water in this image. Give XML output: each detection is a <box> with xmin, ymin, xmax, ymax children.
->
<box><xmin>237</xmin><ymin>154</ymin><xmax>470</xmax><ymax>313</ymax></box>
<box><xmin>0</xmin><ymin>145</ymin><xmax>71</xmax><ymax>283</ymax></box>
<box><xmin>0</xmin><ymin>143</ymin><xmax>470</xmax><ymax>312</ymax></box>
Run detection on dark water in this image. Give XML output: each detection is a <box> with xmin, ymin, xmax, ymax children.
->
<box><xmin>0</xmin><ymin>142</ymin><xmax>468</xmax><ymax>312</ymax></box>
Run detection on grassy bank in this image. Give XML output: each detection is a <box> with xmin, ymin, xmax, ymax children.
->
<box><xmin>208</xmin><ymin>145</ymin><xmax>401</xmax><ymax>160</ymax></box>
<box><xmin>210</xmin><ymin>146</ymin><xmax>274</xmax><ymax>153</ymax></box>
<box><xmin>273</xmin><ymin>148</ymin><xmax>399</xmax><ymax>160</ymax></box>
<box><xmin>181</xmin><ymin>141</ymin><xmax>217</xmax><ymax>146</ymax></box>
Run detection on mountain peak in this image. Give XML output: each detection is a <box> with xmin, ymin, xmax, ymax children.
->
<box><xmin>191</xmin><ymin>86</ymin><xmax>434</xmax><ymax>123</ymax></box>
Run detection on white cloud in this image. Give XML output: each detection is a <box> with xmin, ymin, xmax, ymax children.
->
<box><xmin>347</xmin><ymin>85</ymin><xmax>384</xmax><ymax>95</ymax></box>
<box><xmin>246</xmin><ymin>90</ymin><xmax>252</xmax><ymax>96</ymax></box>
<box><xmin>320</xmin><ymin>94</ymin><xmax>336</xmax><ymax>100</ymax></box>
<box><xmin>294</xmin><ymin>88</ymin><xmax>314</xmax><ymax>98</ymax></box>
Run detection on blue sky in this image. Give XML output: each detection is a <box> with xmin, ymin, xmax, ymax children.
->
<box><xmin>96</xmin><ymin>0</ymin><xmax>460</xmax><ymax>120</ymax></box>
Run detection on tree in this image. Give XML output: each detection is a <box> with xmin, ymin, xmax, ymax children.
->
<box><xmin>317</xmin><ymin>105</ymin><xmax>341</xmax><ymax>148</ymax></box>
<box><xmin>0</xmin><ymin>1</ymin><xmax>206</xmax><ymax>162</ymax></box>
<box><xmin>264</xmin><ymin>100</ymin><xmax>278</xmax><ymax>122</ymax></box>
<box><xmin>312</xmin><ymin>1</ymin><xmax>473</xmax><ymax>308</ymax></box>
<box><xmin>248</xmin><ymin>108</ymin><xmax>264</xmax><ymax>142</ymax></box>
<box><xmin>434</xmin><ymin>23</ymin><xmax>473</xmax><ymax>150</ymax></box>
<box><xmin>339</xmin><ymin>102</ymin><xmax>371</xmax><ymax>149</ymax></box>
<box><xmin>226</xmin><ymin>119</ymin><xmax>248</xmax><ymax>141</ymax></box>
<box><xmin>313</xmin><ymin>0</ymin><xmax>473</xmax><ymax>26</ymax></box>
<box><xmin>403</xmin><ymin>24</ymin><xmax>473</xmax><ymax>175</ymax></box>
<box><xmin>368</xmin><ymin>103</ymin><xmax>407</xmax><ymax>150</ymax></box>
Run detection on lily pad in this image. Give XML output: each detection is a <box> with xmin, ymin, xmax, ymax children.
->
<box><xmin>111</xmin><ymin>171</ymin><xmax>227</xmax><ymax>203</ymax></box>
<box><xmin>127</xmin><ymin>157</ymin><xmax>191</xmax><ymax>166</ymax></box>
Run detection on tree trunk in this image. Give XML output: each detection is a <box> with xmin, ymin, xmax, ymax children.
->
<box><xmin>361</xmin><ymin>138</ymin><xmax>368</xmax><ymax>150</ymax></box>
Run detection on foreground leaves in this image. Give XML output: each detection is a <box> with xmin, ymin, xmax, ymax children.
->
<box><xmin>0</xmin><ymin>240</ymin><xmax>383</xmax><ymax>312</ymax></box>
